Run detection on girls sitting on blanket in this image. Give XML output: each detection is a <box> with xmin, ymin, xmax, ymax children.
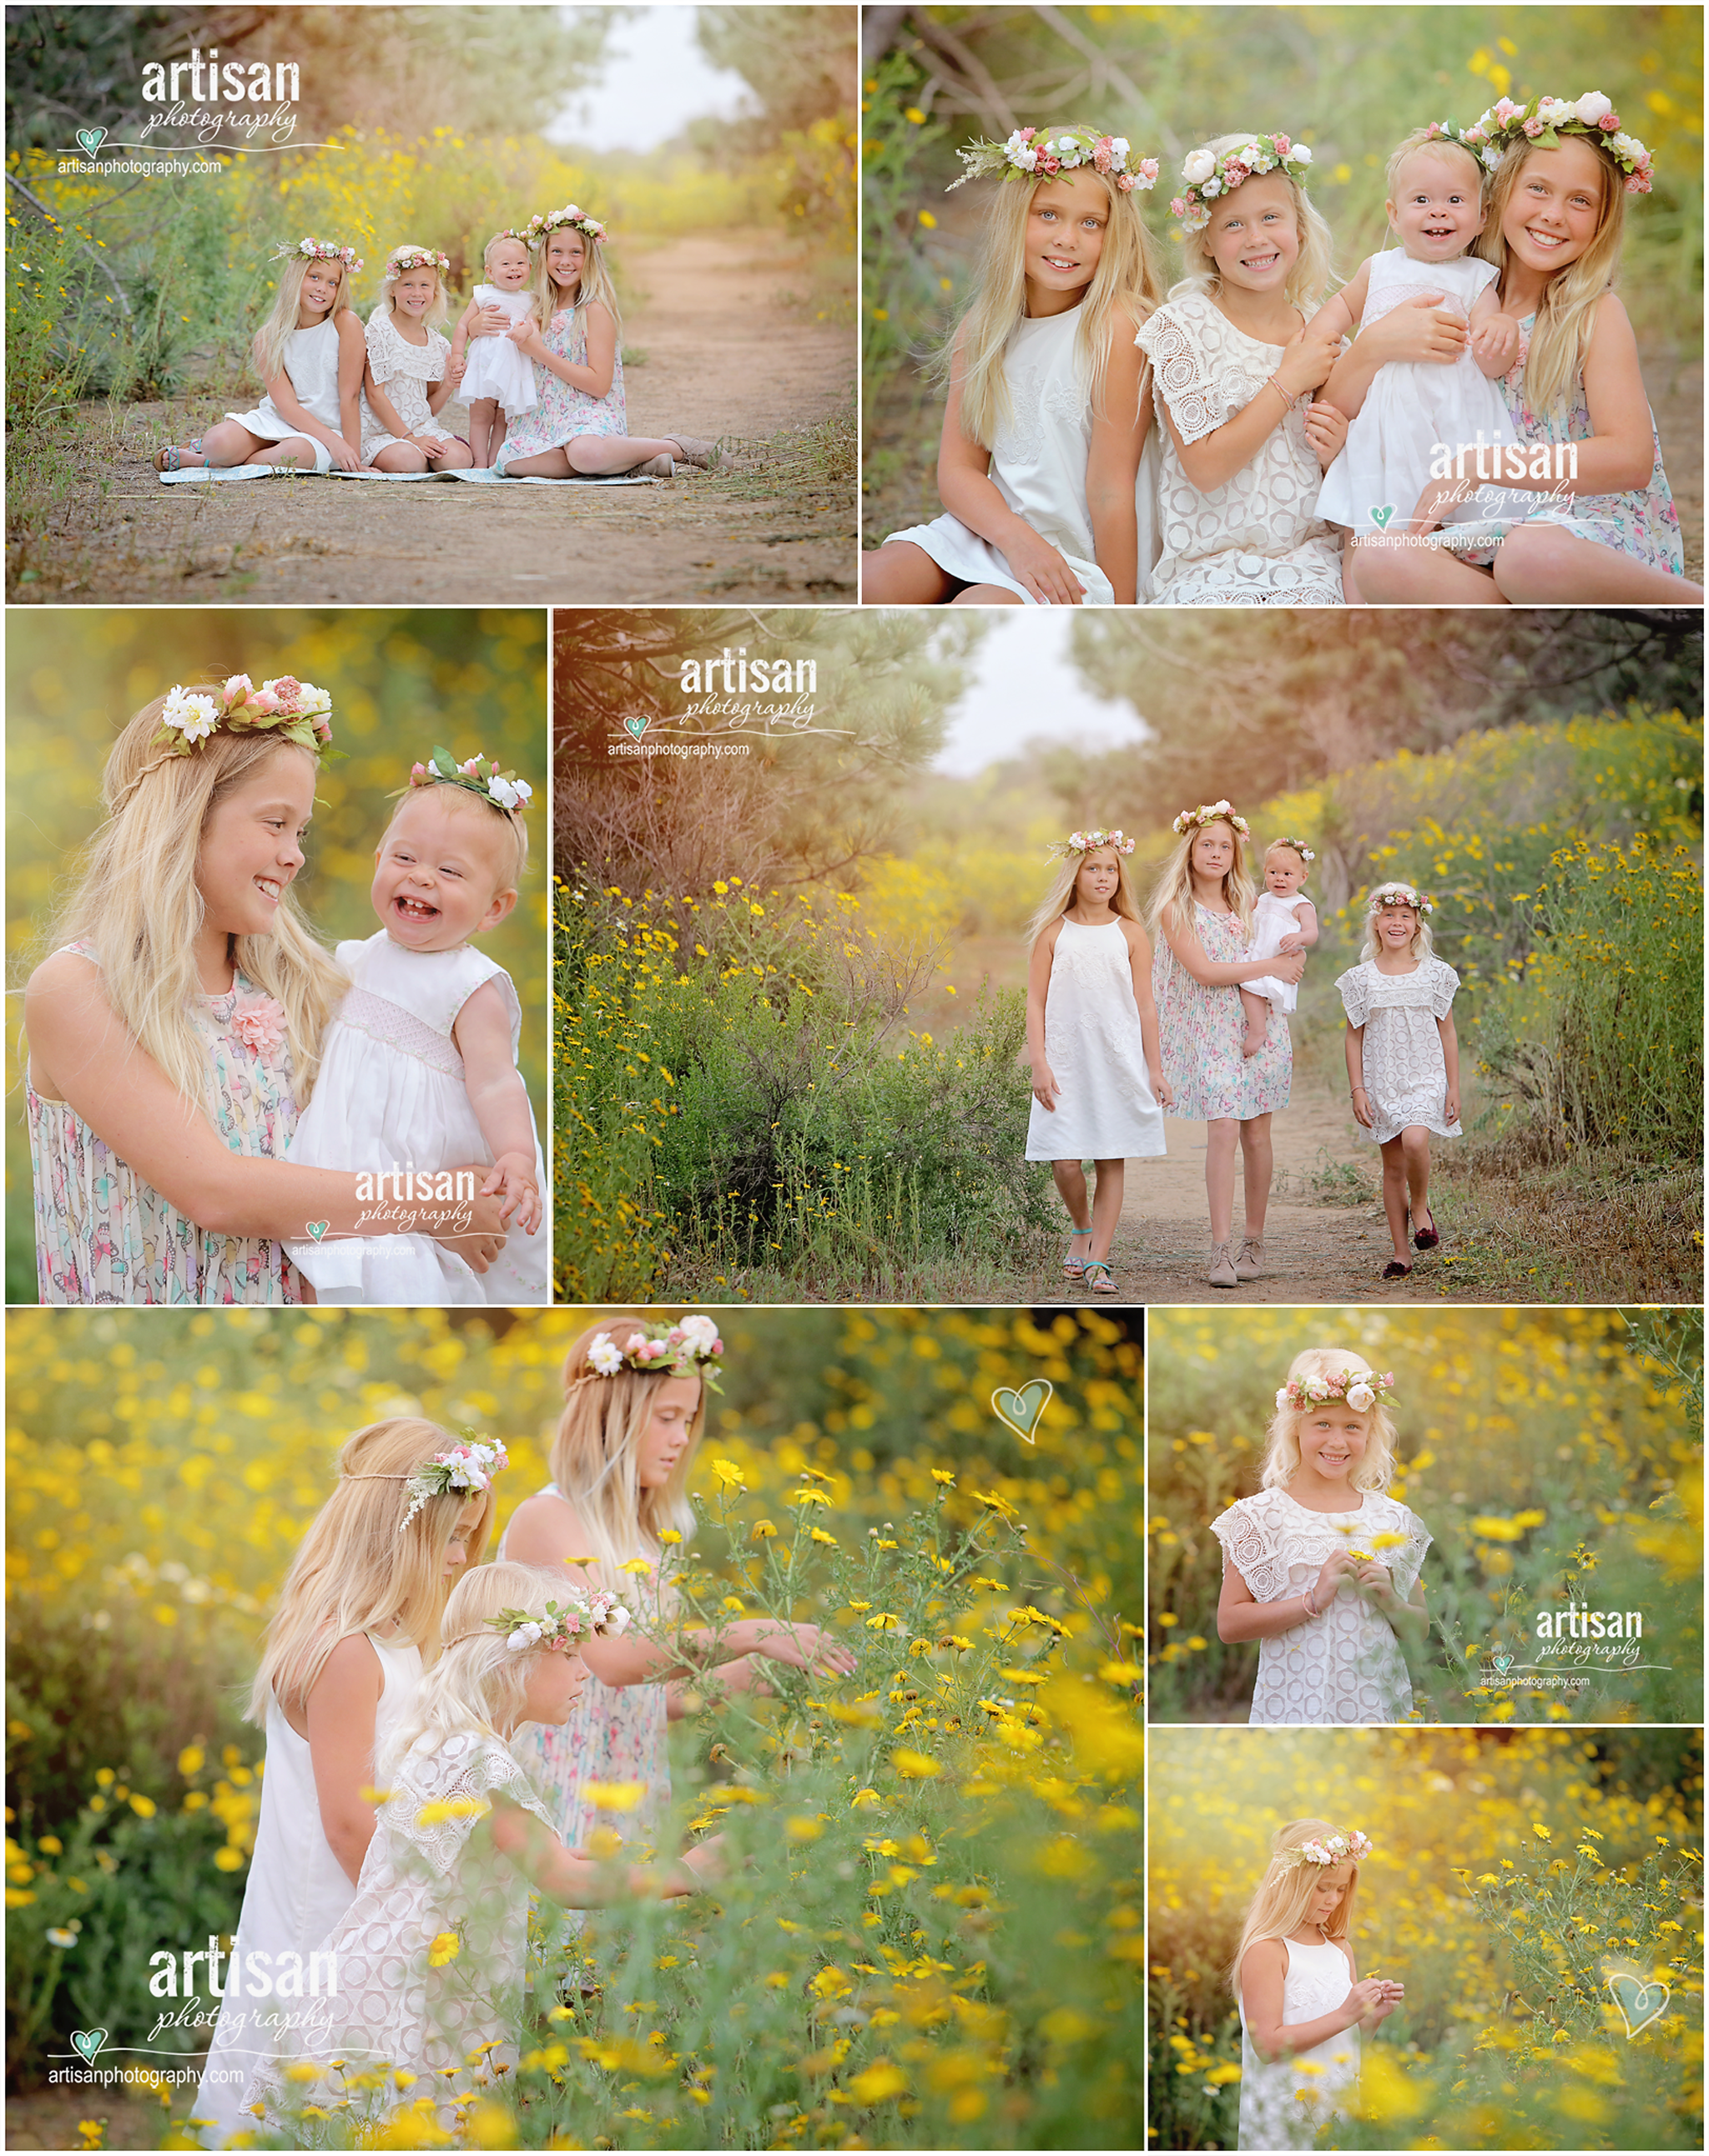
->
<box><xmin>1240</xmin><ymin>837</ymin><xmax>1318</xmax><ymax>1056</ymax></box>
<box><xmin>360</xmin><ymin>245</ymin><xmax>474</xmax><ymax>474</ymax></box>
<box><xmin>153</xmin><ymin>237</ymin><xmax>366</xmax><ymax>472</ymax></box>
<box><xmin>448</xmin><ymin>230</ymin><xmax>541</xmax><ymax>467</ymax></box>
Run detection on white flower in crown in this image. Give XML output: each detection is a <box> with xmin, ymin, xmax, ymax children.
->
<box><xmin>1575</xmin><ymin>91</ymin><xmax>1614</xmax><ymax>125</ymax></box>
<box><xmin>588</xmin><ymin>1336</ymin><xmax>625</xmax><ymax>1376</ymax></box>
<box><xmin>1182</xmin><ymin>148</ymin><xmax>1217</xmax><ymax>185</ymax></box>
<box><xmin>677</xmin><ymin>1314</ymin><xmax>722</xmax><ymax>1351</ymax></box>
<box><xmin>161</xmin><ymin>686</ymin><xmax>219</xmax><ymax>744</ymax></box>
<box><xmin>1345</xmin><ymin>1381</ymin><xmax>1376</xmax><ymax>1411</ymax></box>
<box><xmin>1291</xmin><ymin>142</ymin><xmax>1313</xmax><ymax>166</ymax></box>
<box><xmin>507</xmin><ymin>1620</ymin><xmax>543</xmax><ymax>1649</ymax></box>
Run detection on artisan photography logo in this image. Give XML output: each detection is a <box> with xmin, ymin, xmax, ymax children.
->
<box><xmin>1369</xmin><ymin>437</ymin><xmax>1579</xmax><ymax>535</ymax></box>
<box><xmin>607</xmin><ymin>646</ymin><xmax>852</xmax><ymax>755</ymax></box>
<box><xmin>58</xmin><ymin>42</ymin><xmax>321</xmax><ymax>169</ymax></box>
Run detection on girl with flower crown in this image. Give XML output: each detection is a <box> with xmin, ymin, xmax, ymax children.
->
<box><xmin>235</xmin><ymin>1562</ymin><xmax>724</xmax><ymax>2140</ymax></box>
<box><xmin>446</xmin><ymin>230</ymin><xmax>542</xmax><ymax>466</ymax></box>
<box><xmin>1025</xmin><ymin>831</ymin><xmax>1172</xmax><ymax>1295</ymax></box>
<box><xmin>1335</xmin><ymin>95</ymin><xmax>1701</xmax><ymax>604</ymax></box>
<box><xmin>1211</xmin><ymin>1350</ymin><xmax>1432</xmax><ymax>1726</ymax></box>
<box><xmin>1145</xmin><ymin>804</ymin><xmax>1304</xmax><ymax>1289</ymax></box>
<box><xmin>866</xmin><ymin>125</ymin><xmax>1164</xmax><ymax>606</ymax></box>
<box><xmin>1337</xmin><ymin>884</ymin><xmax>1460</xmax><ymax>1280</ymax></box>
<box><xmin>358</xmin><ymin>244</ymin><xmax>475</xmax><ymax>474</ymax></box>
<box><xmin>1137</xmin><ymin>134</ymin><xmax>1349</xmax><ymax>605</ymax></box>
<box><xmin>152</xmin><ymin>238</ymin><xmax>366</xmax><ymax>473</ymax></box>
<box><xmin>282</xmin><ymin>748</ymin><xmax>547</xmax><ymax>1304</ymax></box>
<box><xmin>500</xmin><ymin>1317</ymin><xmax>857</xmax><ymax>1862</ymax></box>
<box><xmin>1229</xmin><ymin>1818</ymin><xmax>1402</xmax><ymax>2149</ymax></box>
<box><xmin>23</xmin><ymin>685</ymin><xmax>511</xmax><ymax>1304</ymax></box>
<box><xmin>489</xmin><ymin>205</ymin><xmax>715</xmax><ymax>478</ymax></box>
<box><xmin>191</xmin><ymin>1418</ymin><xmax>504</xmax><ymax>2148</ymax></box>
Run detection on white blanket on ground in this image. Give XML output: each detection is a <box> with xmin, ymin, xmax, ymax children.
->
<box><xmin>156</xmin><ymin>466</ymin><xmax>662</xmax><ymax>486</ymax></box>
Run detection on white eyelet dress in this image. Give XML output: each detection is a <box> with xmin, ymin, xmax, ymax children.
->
<box><xmin>1238</xmin><ymin>1936</ymin><xmax>1360</xmax><ymax>2149</ymax></box>
<box><xmin>1335</xmin><ymin>958</ymin><xmax>1462</xmax><ymax>1145</ymax></box>
<box><xmin>192</xmin><ymin>1633</ymin><xmax>421</xmax><ymax>2148</ymax></box>
<box><xmin>359</xmin><ymin>308</ymin><xmax>459</xmax><ymax>463</ymax></box>
<box><xmin>1210</xmin><ymin>1487</ymin><xmax>1432</xmax><ymax>1723</ymax></box>
<box><xmin>225</xmin><ymin>317</ymin><xmax>345</xmax><ymax>470</ymax></box>
<box><xmin>283</xmin><ymin>932</ymin><xmax>548</xmax><ymax>1305</ymax></box>
<box><xmin>1025</xmin><ymin>918</ymin><xmax>1166</xmax><ymax>1162</ymax></box>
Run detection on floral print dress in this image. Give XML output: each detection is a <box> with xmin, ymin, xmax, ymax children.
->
<box><xmin>1495</xmin><ymin>313</ymin><xmax>1684</xmax><ymax>573</ymax></box>
<box><xmin>495</xmin><ymin>305</ymin><xmax>628</xmax><ymax>467</ymax></box>
<box><xmin>27</xmin><ymin>946</ymin><xmax>305</xmax><ymax>1304</ymax></box>
<box><xmin>1152</xmin><ymin>902</ymin><xmax>1292</xmax><ymax>1120</ymax></box>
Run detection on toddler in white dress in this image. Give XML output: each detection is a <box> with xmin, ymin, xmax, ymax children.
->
<box><xmin>450</xmin><ymin>231</ymin><xmax>541</xmax><ymax>466</ymax></box>
<box><xmin>285</xmin><ymin>749</ymin><xmax>547</xmax><ymax>1304</ymax></box>
<box><xmin>1316</xmin><ymin>127</ymin><xmax>1525</xmax><ymax>548</ymax></box>
<box><xmin>1241</xmin><ymin>837</ymin><xmax>1318</xmax><ymax>1057</ymax></box>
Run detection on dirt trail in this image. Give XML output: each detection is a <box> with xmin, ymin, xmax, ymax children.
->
<box><xmin>18</xmin><ymin>232</ymin><xmax>854</xmax><ymax>604</ymax></box>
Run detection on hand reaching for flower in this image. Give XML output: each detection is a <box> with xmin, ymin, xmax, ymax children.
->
<box><xmin>737</xmin><ymin>1619</ymin><xmax>857</xmax><ymax>1679</ymax></box>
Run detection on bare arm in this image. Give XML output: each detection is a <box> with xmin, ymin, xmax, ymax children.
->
<box><xmin>1242</xmin><ymin>1937</ymin><xmax>1375</xmax><ymax>2063</ymax></box>
<box><xmin>300</xmin><ymin>1634</ymin><xmax>385</xmax><ymax>1888</ymax></box>
<box><xmin>1026</xmin><ymin>921</ymin><xmax>1062</xmax><ymax>1111</ymax></box>
<box><xmin>1159</xmin><ymin>910</ymin><xmax>1306</xmax><ymax>991</ymax></box>
<box><xmin>1439</xmin><ymin>1010</ymin><xmax>1460</xmax><ymax>1123</ymax></box>
<box><xmin>512</xmin><ymin>300</ymin><xmax>616</xmax><ymax>397</ymax></box>
<box><xmin>1319</xmin><ymin>291</ymin><xmax>1467</xmax><ymax>419</ymax></box>
<box><xmin>1318</xmin><ymin>259</ymin><xmax>1371</xmax><ymax>340</ymax></box>
<box><xmin>361</xmin><ymin>360</ymin><xmax>416</xmax><ymax>447</ymax></box>
<box><xmin>1276</xmin><ymin>899</ymin><xmax>1319</xmax><ymax>952</ymax></box>
<box><xmin>488</xmin><ymin>1799</ymin><xmax>713</xmax><ymax>1905</ymax></box>
<box><xmin>1085</xmin><ymin>321</ymin><xmax>1144</xmax><ymax>604</ymax></box>
<box><xmin>1216</xmin><ymin>1548</ymin><xmax>1358</xmax><ymax>1643</ymax></box>
<box><xmin>1122</xmin><ymin>918</ymin><xmax>1173</xmax><ymax>1111</ymax></box>
<box><xmin>451</xmin><ymin>980</ymin><xmax>540</xmax><ymax>1233</ymax></box>
<box><xmin>1466</xmin><ymin>284</ymin><xmax>1520</xmax><ymax>378</ymax></box>
<box><xmin>335</xmin><ymin>312</ymin><xmax>365</xmax><ymax>455</ymax></box>
<box><xmin>935</xmin><ymin>325</ymin><xmax>1086</xmax><ymax>606</ymax></box>
<box><xmin>1344</xmin><ymin>1017</ymin><xmax>1374</xmax><ymax>1128</ymax></box>
<box><xmin>1162</xmin><ymin>316</ymin><xmax>1341</xmax><ymax>494</ymax></box>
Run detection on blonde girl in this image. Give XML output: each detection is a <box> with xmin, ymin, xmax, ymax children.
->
<box><xmin>237</xmin><ymin>1563</ymin><xmax>722</xmax><ymax>2138</ymax></box>
<box><xmin>1137</xmin><ymin>134</ymin><xmax>1348</xmax><ymax>604</ymax></box>
<box><xmin>1025</xmin><ymin>830</ymin><xmax>1172</xmax><ymax>1295</ymax></box>
<box><xmin>1338</xmin><ymin>882</ymin><xmax>1461</xmax><ymax>1280</ymax></box>
<box><xmin>359</xmin><ymin>244</ymin><xmax>473</xmax><ymax>474</ymax></box>
<box><xmin>22</xmin><ymin>679</ymin><xmax>510</xmax><ymax>1303</ymax></box>
<box><xmin>448</xmin><ymin>229</ymin><xmax>541</xmax><ymax>466</ymax></box>
<box><xmin>152</xmin><ymin>239</ymin><xmax>366</xmax><ymax>473</ymax></box>
<box><xmin>867</xmin><ymin>125</ymin><xmax>1163</xmax><ymax>606</ymax></box>
<box><xmin>1342</xmin><ymin>94</ymin><xmax>1701</xmax><ymax>603</ymax></box>
<box><xmin>1147</xmin><ymin>803</ymin><xmax>1304</xmax><ymax>1289</ymax></box>
<box><xmin>492</xmin><ymin>204</ymin><xmax>714</xmax><ymax>478</ymax></box>
<box><xmin>499</xmin><ymin>1316</ymin><xmax>857</xmax><ymax>1858</ymax></box>
<box><xmin>1230</xmin><ymin>1820</ymin><xmax>1402</xmax><ymax>2150</ymax></box>
<box><xmin>1210</xmin><ymin>1351</ymin><xmax>1431</xmax><ymax>1724</ymax></box>
<box><xmin>191</xmin><ymin>1420</ymin><xmax>505</xmax><ymax>2148</ymax></box>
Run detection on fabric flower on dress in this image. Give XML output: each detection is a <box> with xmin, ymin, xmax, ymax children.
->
<box><xmin>230</xmin><ymin>995</ymin><xmax>287</xmax><ymax>1058</ymax></box>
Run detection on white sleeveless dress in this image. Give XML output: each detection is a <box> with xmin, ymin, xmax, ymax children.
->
<box><xmin>885</xmin><ymin>306</ymin><xmax>1161</xmax><ymax>604</ymax></box>
<box><xmin>1243</xmin><ymin>891</ymin><xmax>1311</xmax><ymax>1012</ymax></box>
<box><xmin>1317</xmin><ymin>249</ymin><xmax>1523</xmax><ymax>543</ymax></box>
<box><xmin>192</xmin><ymin>1633</ymin><xmax>421</xmax><ymax>2148</ymax></box>
<box><xmin>1238</xmin><ymin>1936</ymin><xmax>1360</xmax><ymax>2149</ymax></box>
<box><xmin>1210</xmin><ymin>1487</ymin><xmax>1432</xmax><ymax>1723</ymax></box>
<box><xmin>226</xmin><ymin>318</ymin><xmax>345</xmax><ymax>470</ymax></box>
<box><xmin>459</xmin><ymin>285</ymin><xmax>539</xmax><ymax>414</ymax></box>
<box><xmin>284</xmin><ymin>932</ymin><xmax>548</xmax><ymax>1305</ymax></box>
<box><xmin>1025</xmin><ymin>918</ymin><xmax>1167</xmax><ymax>1163</ymax></box>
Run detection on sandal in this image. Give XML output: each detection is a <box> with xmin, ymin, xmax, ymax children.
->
<box><xmin>1382</xmin><ymin>1259</ymin><xmax>1413</xmax><ymax>1280</ymax></box>
<box><xmin>1413</xmin><ymin>1208</ymin><xmax>1439</xmax><ymax>1251</ymax></box>
<box><xmin>1081</xmin><ymin>1260</ymin><xmax>1117</xmax><ymax>1295</ymax></box>
<box><xmin>1061</xmin><ymin>1227</ymin><xmax>1094</xmax><ymax>1276</ymax></box>
<box><xmin>152</xmin><ymin>443</ymin><xmax>181</xmax><ymax>472</ymax></box>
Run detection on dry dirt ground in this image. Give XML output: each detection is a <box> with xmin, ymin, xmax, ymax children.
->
<box><xmin>13</xmin><ymin>233</ymin><xmax>855</xmax><ymax>604</ymax></box>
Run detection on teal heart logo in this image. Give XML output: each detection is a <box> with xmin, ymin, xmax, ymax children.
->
<box><xmin>1370</xmin><ymin>504</ymin><xmax>1396</xmax><ymax>529</ymax></box>
<box><xmin>75</xmin><ymin>127</ymin><xmax>107</xmax><ymax>157</ymax></box>
<box><xmin>70</xmin><ymin>2028</ymin><xmax>108</xmax><ymax>2063</ymax></box>
<box><xmin>623</xmin><ymin>716</ymin><xmax>649</xmax><ymax>740</ymax></box>
<box><xmin>305</xmin><ymin>1219</ymin><xmax>330</xmax><ymax>1242</ymax></box>
<box><xmin>1491</xmin><ymin>1652</ymin><xmax>1514</xmax><ymax>1675</ymax></box>
<box><xmin>991</xmin><ymin>1380</ymin><xmax>1052</xmax><ymax>1445</ymax></box>
<box><xmin>1606</xmin><ymin>1972</ymin><xmax>1669</xmax><ymax>2037</ymax></box>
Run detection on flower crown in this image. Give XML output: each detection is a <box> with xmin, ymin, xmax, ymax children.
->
<box><xmin>1173</xmin><ymin>799</ymin><xmax>1251</xmax><ymax>839</ymax></box>
<box><xmin>1278</xmin><ymin>1829</ymin><xmax>1373</xmax><ymax>1870</ymax></box>
<box><xmin>466</xmin><ymin>1589</ymin><xmax>633</xmax><ymax>1653</ymax></box>
<box><xmin>272</xmin><ymin>235</ymin><xmax>363</xmax><ymax>272</ymax></box>
<box><xmin>584</xmin><ymin>1316</ymin><xmax>723</xmax><ymax>1391</ymax></box>
<box><xmin>405</xmin><ymin>746</ymin><xmax>533</xmax><ymax>815</ymax></box>
<box><xmin>1170</xmin><ymin>134</ymin><xmax>1313</xmax><ymax>233</ymax></box>
<box><xmin>1277</xmin><ymin>1368</ymin><xmax>1397</xmax><ymax>1414</ymax></box>
<box><xmin>1446</xmin><ymin>93</ymin><xmax>1655</xmax><ymax>193</ymax></box>
<box><xmin>525</xmin><ymin>202</ymin><xmax>607</xmax><ymax>246</ymax></box>
<box><xmin>1270</xmin><ymin>836</ymin><xmax>1316</xmax><ymax>865</ymax></box>
<box><xmin>151</xmin><ymin>675</ymin><xmax>334</xmax><ymax>759</ymax></box>
<box><xmin>1369</xmin><ymin>882</ymin><xmax>1434</xmax><ymax>915</ymax></box>
<box><xmin>1047</xmin><ymin>827</ymin><xmax>1136</xmax><ymax>860</ymax></box>
<box><xmin>949</xmin><ymin>125</ymin><xmax>1160</xmax><ymax>194</ymax></box>
<box><xmin>384</xmin><ymin>245</ymin><xmax>450</xmax><ymax>276</ymax></box>
<box><xmin>398</xmin><ymin>1439</ymin><xmax>509</xmax><ymax>1533</ymax></box>
<box><xmin>486</xmin><ymin>228</ymin><xmax>532</xmax><ymax>254</ymax></box>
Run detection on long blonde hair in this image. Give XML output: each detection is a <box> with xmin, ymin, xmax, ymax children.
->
<box><xmin>382</xmin><ymin>1559</ymin><xmax>566</xmax><ymax>1772</ymax></box>
<box><xmin>254</xmin><ymin>252</ymin><xmax>356</xmax><ymax>386</ymax></box>
<box><xmin>1145</xmin><ymin>816</ymin><xmax>1256</xmax><ymax>942</ymax></box>
<box><xmin>1360</xmin><ymin>886</ymin><xmax>1436</xmax><ymax>962</ymax></box>
<box><xmin>248</xmin><ymin>1417</ymin><xmax>497</xmax><ymax>1724</ymax></box>
<box><xmin>1172</xmin><ymin>134</ymin><xmax>1336</xmax><ymax>311</ymax></box>
<box><xmin>1228</xmin><ymin>1818</ymin><xmax>1364</xmax><ymax>2001</ymax></box>
<box><xmin>1475</xmin><ymin>134</ymin><xmax>1627</xmax><ymax>417</ymax></box>
<box><xmin>49</xmin><ymin>694</ymin><xmax>347</xmax><ymax>1109</ymax></box>
<box><xmin>1260</xmin><ymin>1347</ymin><xmax>1397</xmax><ymax>1492</ymax></box>
<box><xmin>547</xmin><ymin>1319</ymin><xmax>704</xmax><ymax>1610</ymax></box>
<box><xmin>1026</xmin><ymin>845</ymin><xmax>1144</xmax><ymax>945</ymax></box>
<box><xmin>935</xmin><ymin>154</ymin><xmax>1164</xmax><ymax>452</ymax></box>
<box><xmin>535</xmin><ymin>225</ymin><xmax>623</xmax><ymax>338</ymax></box>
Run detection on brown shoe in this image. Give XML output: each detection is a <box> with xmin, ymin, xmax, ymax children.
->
<box><xmin>665</xmin><ymin>434</ymin><xmax>718</xmax><ymax>467</ymax></box>
<box><xmin>1234</xmin><ymin>1236</ymin><xmax>1263</xmax><ymax>1280</ymax></box>
<box><xmin>1208</xmin><ymin>1240</ymin><xmax>1239</xmax><ymax>1289</ymax></box>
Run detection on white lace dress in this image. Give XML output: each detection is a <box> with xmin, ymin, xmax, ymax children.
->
<box><xmin>1243</xmin><ymin>891</ymin><xmax>1312</xmax><ymax>1012</ymax></box>
<box><xmin>1025</xmin><ymin>918</ymin><xmax>1166</xmax><ymax>1161</ymax></box>
<box><xmin>1137</xmin><ymin>291</ymin><xmax>1344</xmax><ymax>605</ymax></box>
<box><xmin>226</xmin><ymin>318</ymin><xmax>345</xmax><ymax>471</ymax></box>
<box><xmin>1336</xmin><ymin>958</ymin><xmax>1462</xmax><ymax>1144</ymax></box>
<box><xmin>1238</xmin><ymin>1936</ymin><xmax>1360</xmax><ymax>2148</ymax></box>
<box><xmin>240</xmin><ymin>1730</ymin><xmax>554</xmax><ymax>2136</ymax></box>
<box><xmin>359</xmin><ymin>309</ymin><xmax>458</xmax><ymax>463</ymax></box>
<box><xmin>1210</xmin><ymin>1487</ymin><xmax>1432</xmax><ymax>1724</ymax></box>
<box><xmin>885</xmin><ymin>306</ymin><xmax>1160</xmax><ymax>604</ymax></box>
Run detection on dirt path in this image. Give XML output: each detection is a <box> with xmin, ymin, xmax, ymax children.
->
<box><xmin>13</xmin><ymin>232</ymin><xmax>854</xmax><ymax>604</ymax></box>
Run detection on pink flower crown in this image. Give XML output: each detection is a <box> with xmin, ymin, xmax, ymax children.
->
<box><xmin>1278</xmin><ymin>1829</ymin><xmax>1373</xmax><ymax>1870</ymax></box>
<box><xmin>525</xmin><ymin>203</ymin><xmax>607</xmax><ymax>247</ymax></box>
<box><xmin>1046</xmin><ymin>827</ymin><xmax>1136</xmax><ymax>859</ymax></box>
<box><xmin>1445</xmin><ymin>93</ymin><xmax>1655</xmax><ymax>193</ymax></box>
<box><xmin>949</xmin><ymin>125</ymin><xmax>1159</xmax><ymax>195</ymax></box>
<box><xmin>1369</xmin><ymin>882</ymin><xmax>1434</xmax><ymax>916</ymax></box>
<box><xmin>1169</xmin><ymin>133</ymin><xmax>1313</xmax><ymax>234</ymax></box>
<box><xmin>582</xmin><ymin>1317</ymin><xmax>723</xmax><ymax>1392</ymax></box>
<box><xmin>1173</xmin><ymin>799</ymin><xmax>1251</xmax><ymax>839</ymax></box>
<box><xmin>1277</xmin><ymin>1368</ymin><xmax>1397</xmax><ymax>1414</ymax></box>
<box><xmin>1270</xmin><ymin>836</ymin><xmax>1316</xmax><ymax>865</ymax></box>
<box><xmin>402</xmin><ymin>746</ymin><xmax>532</xmax><ymax>815</ymax></box>
<box><xmin>384</xmin><ymin>245</ymin><xmax>450</xmax><ymax>276</ymax></box>
<box><xmin>150</xmin><ymin>675</ymin><xmax>334</xmax><ymax>760</ymax></box>
<box><xmin>453</xmin><ymin>1589</ymin><xmax>633</xmax><ymax>1653</ymax></box>
<box><xmin>272</xmin><ymin>235</ymin><xmax>363</xmax><ymax>273</ymax></box>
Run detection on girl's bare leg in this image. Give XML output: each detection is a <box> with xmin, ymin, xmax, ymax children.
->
<box><xmin>1238</xmin><ymin>1113</ymin><xmax>1273</xmax><ymax>1241</ymax></box>
<box><xmin>1378</xmin><ymin>1134</ymin><xmax>1412</xmax><ymax>1262</ymax></box>
<box><xmin>1204</xmin><ymin>1117</ymin><xmax>1238</xmax><ymax>1245</ymax></box>
<box><xmin>861</xmin><ymin>541</ymin><xmax>960</xmax><ymax>603</ymax></box>
<box><xmin>1088</xmin><ymin>1158</ymin><xmax>1125</xmax><ymax>1262</ymax></box>
<box><xmin>1400</xmin><ymin>1125</ymin><xmax>1433</xmax><ymax>1241</ymax></box>
<box><xmin>179</xmin><ymin>419</ymin><xmax>272</xmax><ymax>468</ymax></box>
<box><xmin>1492</xmin><ymin>523</ymin><xmax>1706</xmax><ymax>603</ymax></box>
<box><xmin>1239</xmin><ymin>988</ymin><xmax>1270</xmax><ymax>1058</ymax></box>
<box><xmin>1354</xmin><ymin>536</ymin><xmax>1508</xmax><ymax>604</ymax></box>
<box><xmin>371</xmin><ymin>441</ymin><xmax>430</xmax><ymax>472</ymax></box>
<box><xmin>563</xmin><ymin>433</ymin><xmax>685</xmax><ymax>475</ymax></box>
<box><xmin>468</xmin><ymin>398</ymin><xmax>497</xmax><ymax>466</ymax></box>
<box><xmin>499</xmin><ymin>447</ymin><xmax>573</xmax><ymax>478</ymax></box>
<box><xmin>1051</xmin><ymin>1159</ymin><xmax>1091</xmax><ymax>1236</ymax></box>
<box><xmin>431</xmin><ymin>437</ymin><xmax>474</xmax><ymax>470</ymax></box>
<box><xmin>950</xmin><ymin>584</ymin><xmax>1026</xmax><ymax>605</ymax></box>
